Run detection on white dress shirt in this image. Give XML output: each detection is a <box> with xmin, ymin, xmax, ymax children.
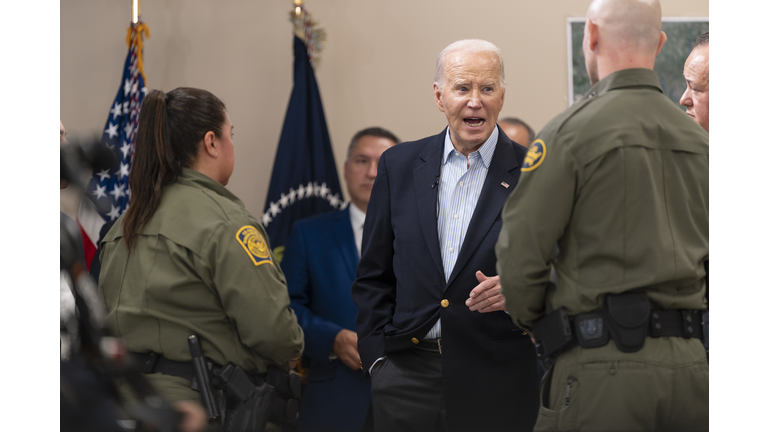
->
<box><xmin>348</xmin><ymin>202</ymin><xmax>366</xmax><ymax>257</ymax></box>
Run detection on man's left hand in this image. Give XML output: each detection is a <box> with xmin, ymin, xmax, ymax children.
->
<box><xmin>466</xmin><ymin>270</ymin><xmax>507</xmax><ymax>313</ymax></box>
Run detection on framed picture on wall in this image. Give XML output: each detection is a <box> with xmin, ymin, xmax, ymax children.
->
<box><xmin>567</xmin><ymin>17</ymin><xmax>709</xmax><ymax>107</ymax></box>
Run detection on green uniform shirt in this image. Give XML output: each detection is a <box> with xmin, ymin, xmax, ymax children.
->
<box><xmin>99</xmin><ymin>168</ymin><xmax>304</xmax><ymax>375</ymax></box>
<box><xmin>496</xmin><ymin>68</ymin><xmax>709</xmax><ymax>332</ymax></box>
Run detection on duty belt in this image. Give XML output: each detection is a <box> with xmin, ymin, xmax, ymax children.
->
<box><xmin>128</xmin><ymin>351</ymin><xmax>299</xmax><ymax>401</ymax></box>
<box><xmin>132</xmin><ymin>351</ymin><xmax>200</xmax><ymax>382</ymax></box>
<box><xmin>532</xmin><ymin>292</ymin><xmax>705</xmax><ymax>362</ymax></box>
<box><xmin>129</xmin><ymin>351</ymin><xmax>302</xmax><ymax>428</ymax></box>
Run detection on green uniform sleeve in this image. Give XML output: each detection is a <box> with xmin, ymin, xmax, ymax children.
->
<box><xmin>206</xmin><ymin>220</ymin><xmax>304</xmax><ymax>369</ymax></box>
<box><xmin>496</xmin><ymin>136</ymin><xmax>577</xmax><ymax>331</ymax></box>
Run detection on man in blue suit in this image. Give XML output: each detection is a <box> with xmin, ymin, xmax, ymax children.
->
<box><xmin>282</xmin><ymin>127</ymin><xmax>399</xmax><ymax>432</ymax></box>
<box><xmin>352</xmin><ymin>40</ymin><xmax>538</xmax><ymax>432</ymax></box>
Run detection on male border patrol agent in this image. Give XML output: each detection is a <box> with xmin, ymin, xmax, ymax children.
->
<box><xmin>496</xmin><ymin>0</ymin><xmax>708</xmax><ymax>431</ymax></box>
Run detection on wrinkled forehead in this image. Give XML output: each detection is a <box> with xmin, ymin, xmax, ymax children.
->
<box><xmin>444</xmin><ymin>51</ymin><xmax>502</xmax><ymax>82</ymax></box>
<box><xmin>688</xmin><ymin>46</ymin><xmax>709</xmax><ymax>66</ymax></box>
<box><xmin>685</xmin><ymin>47</ymin><xmax>709</xmax><ymax>78</ymax></box>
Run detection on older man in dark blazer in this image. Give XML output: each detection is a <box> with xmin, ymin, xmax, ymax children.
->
<box><xmin>352</xmin><ymin>40</ymin><xmax>538</xmax><ymax>432</ymax></box>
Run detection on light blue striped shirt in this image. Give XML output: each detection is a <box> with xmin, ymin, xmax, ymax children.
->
<box><xmin>425</xmin><ymin>126</ymin><xmax>498</xmax><ymax>340</ymax></box>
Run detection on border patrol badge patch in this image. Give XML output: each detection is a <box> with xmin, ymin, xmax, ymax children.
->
<box><xmin>522</xmin><ymin>139</ymin><xmax>546</xmax><ymax>172</ymax></box>
<box><xmin>236</xmin><ymin>226</ymin><xmax>274</xmax><ymax>267</ymax></box>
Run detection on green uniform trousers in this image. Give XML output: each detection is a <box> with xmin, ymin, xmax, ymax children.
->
<box><xmin>536</xmin><ymin>338</ymin><xmax>708</xmax><ymax>432</ymax></box>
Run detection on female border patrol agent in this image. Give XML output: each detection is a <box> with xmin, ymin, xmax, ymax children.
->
<box><xmin>98</xmin><ymin>87</ymin><xmax>304</xmax><ymax>430</ymax></box>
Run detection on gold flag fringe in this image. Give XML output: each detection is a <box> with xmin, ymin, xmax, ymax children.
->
<box><xmin>125</xmin><ymin>22</ymin><xmax>151</xmax><ymax>82</ymax></box>
<box><xmin>290</xmin><ymin>2</ymin><xmax>326</xmax><ymax>67</ymax></box>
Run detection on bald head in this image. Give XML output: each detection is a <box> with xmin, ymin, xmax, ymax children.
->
<box><xmin>587</xmin><ymin>0</ymin><xmax>662</xmax><ymax>54</ymax></box>
<box><xmin>583</xmin><ymin>0</ymin><xmax>666</xmax><ymax>84</ymax></box>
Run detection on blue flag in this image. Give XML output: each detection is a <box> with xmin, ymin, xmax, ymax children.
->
<box><xmin>262</xmin><ymin>35</ymin><xmax>342</xmax><ymax>263</ymax></box>
<box><xmin>78</xmin><ymin>22</ymin><xmax>150</xmax><ymax>268</ymax></box>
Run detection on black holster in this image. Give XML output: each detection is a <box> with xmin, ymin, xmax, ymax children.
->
<box><xmin>533</xmin><ymin>308</ymin><xmax>574</xmax><ymax>358</ymax></box>
<box><xmin>134</xmin><ymin>346</ymin><xmax>301</xmax><ymax>432</ymax></box>
<box><xmin>214</xmin><ymin>364</ymin><xmax>301</xmax><ymax>432</ymax></box>
<box><xmin>215</xmin><ymin>364</ymin><xmax>272</xmax><ymax>432</ymax></box>
<box><xmin>604</xmin><ymin>292</ymin><xmax>650</xmax><ymax>353</ymax></box>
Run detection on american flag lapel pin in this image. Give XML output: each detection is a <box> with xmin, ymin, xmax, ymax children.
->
<box><xmin>501</xmin><ymin>181</ymin><xmax>509</xmax><ymax>188</ymax></box>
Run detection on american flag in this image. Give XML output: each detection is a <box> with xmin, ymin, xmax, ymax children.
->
<box><xmin>78</xmin><ymin>22</ymin><xmax>150</xmax><ymax>269</ymax></box>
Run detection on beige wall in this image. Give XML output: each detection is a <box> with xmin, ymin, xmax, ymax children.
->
<box><xmin>60</xmin><ymin>0</ymin><xmax>708</xmax><ymax>219</ymax></box>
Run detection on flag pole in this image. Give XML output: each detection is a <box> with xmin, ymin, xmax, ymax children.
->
<box><xmin>78</xmin><ymin>0</ymin><xmax>149</xmax><ymax>269</ymax></box>
<box><xmin>262</xmin><ymin>0</ymin><xmax>339</xmax><ymax>259</ymax></box>
<box><xmin>132</xmin><ymin>0</ymin><xmax>141</xmax><ymax>24</ymax></box>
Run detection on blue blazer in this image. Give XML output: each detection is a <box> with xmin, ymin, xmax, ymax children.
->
<box><xmin>282</xmin><ymin>207</ymin><xmax>371</xmax><ymax>432</ymax></box>
<box><xmin>352</xmin><ymin>126</ymin><xmax>538</xmax><ymax>432</ymax></box>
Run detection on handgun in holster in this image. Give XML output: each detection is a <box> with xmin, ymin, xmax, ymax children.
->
<box><xmin>213</xmin><ymin>364</ymin><xmax>302</xmax><ymax>432</ymax></box>
<box><xmin>215</xmin><ymin>364</ymin><xmax>273</xmax><ymax>432</ymax></box>
<box><xmin>188</xmin><ymin>334</ymin><xmax>302</xmax><ymax>432</ymax></box>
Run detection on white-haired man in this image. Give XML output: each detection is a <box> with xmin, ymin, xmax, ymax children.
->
<box><xmin>352</xmin><ymin>39</ymin><xmax>538</xmax><ymax>432</ymax></box>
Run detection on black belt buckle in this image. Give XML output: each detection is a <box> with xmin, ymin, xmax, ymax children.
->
<box><xmin>574</xmin><ymin>312</ymin><xmax>609</xmax><ymax>349</ymax></box>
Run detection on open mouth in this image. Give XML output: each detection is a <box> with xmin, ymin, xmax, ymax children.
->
<box><xmin>464</xmin><ymin>117</ymin><xmax>485</xmax><ymax>127</ymax></box>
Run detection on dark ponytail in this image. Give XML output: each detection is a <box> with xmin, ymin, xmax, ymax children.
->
<box><xmin>122</xmin><ymin>87</ymin><xmax>226</xmax><ymax>249</ymax></box>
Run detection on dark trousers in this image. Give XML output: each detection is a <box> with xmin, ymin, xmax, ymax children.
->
<box><xmin>370</xmin><ymin>348</ymin><xmax>446</xmax><ymax>432</ymax></box>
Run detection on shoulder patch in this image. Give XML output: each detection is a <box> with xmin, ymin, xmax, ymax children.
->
<box><xmin>236</xmin><ymin>226</ymin><xmax>274</xmax><ymax>267</ymax></box>
<box><xmin>522</xmin><ymin>139</ymin><xmax>546</xmax><ymax>172</ymax></box>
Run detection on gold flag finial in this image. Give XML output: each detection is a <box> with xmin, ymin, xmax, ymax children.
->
<box><xmin>289</xmin><ymin>0</ymin><xmax>326</xmax><ymax>67</ymax></box>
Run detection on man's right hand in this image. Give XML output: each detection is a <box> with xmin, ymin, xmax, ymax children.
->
<box><xmin>333</xmin><ymin>329</ymin><xmax>362</xmax><ymax>370</ymax></box>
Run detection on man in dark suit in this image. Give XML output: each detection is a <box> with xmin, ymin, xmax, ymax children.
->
<box><xmin>282</xmin><ymin>127</ymin><xmax>399</xmax><ymax>432</ymax></box>
<box><xmin>352</xmin><ymin>40</ymin><xmax>538</xmax><ymax>432</ymax></box>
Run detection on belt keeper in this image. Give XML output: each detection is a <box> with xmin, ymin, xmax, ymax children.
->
<box><xmin>649</xmin><ymin>311</ymin><xmax>663</xmax><ymax>338</ymax></box>
<box><xmin>681</xmin><ymin>311</ymin><xmax>694</xmax><ymax>338</ymax></box>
